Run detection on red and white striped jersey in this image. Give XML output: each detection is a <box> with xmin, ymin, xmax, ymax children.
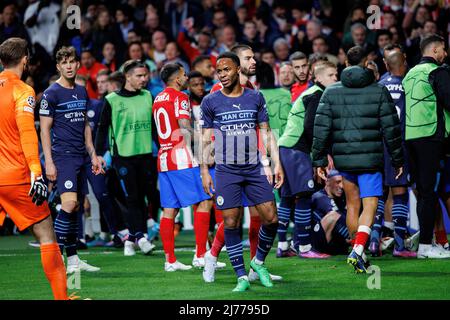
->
<box><xmin>153</xmin><ymin>87</ymin><xmax>197</xmax><ymax>172</ymax></box>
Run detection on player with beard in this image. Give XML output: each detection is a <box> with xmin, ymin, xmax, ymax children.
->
<box><xmin>290</xmin><ymin>51</ymin><xmax>310</xmax><ymax>102</ymax></box>
<box><xmin>200</xmin><ymin>52</ymin><xmax>284</xmax><ymax>291</ymax></box>
<box><xmin>153</xmin><ymin>63</ymin><xmax>214</xmax><ymax>271</ymax></box>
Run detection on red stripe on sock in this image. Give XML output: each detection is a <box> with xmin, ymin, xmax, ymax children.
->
<box><xmin>160</xmin><ymin>217</ymin><xmax>176</xmax><ymax>263</ymax></box>
<box><xmin>249</xmin><ymin>215</ymin><xmax>261</xmax><ymax>259</ymax></box>
<box><xmin>194</xmin><ymin>211</ymin><xmax>210</xmax><ymax>257</ymax></box>
<box><xmin>214</xmin><ymin>204</ymin><xmax>224</xmax><ymax>224</ymax></box>
<box><xmin>354</xmin><ymin>230</ymin><xmax>370</xmax><ymax>248</ymax></box>
<box><xmin>211</xmin><ymin>221</ymin><xmax>225</xmax><ymax>258</ymax></box>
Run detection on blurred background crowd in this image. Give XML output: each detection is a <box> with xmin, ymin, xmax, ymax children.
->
<box><xmin>1</xmin><ymin>0</ymin><xmax>450</xmax><ymax>103</ymax></box>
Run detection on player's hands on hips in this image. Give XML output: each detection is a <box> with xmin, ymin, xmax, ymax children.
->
<box><xmin>395</xmin><ymin>166</ymin><xmax>404</xmax><ymax>180</ymax></box>
<box><xmin>28</xmin><ymin>173</ymin><xmax>48</xmax><ymax>206</ymax></box>
<box><xmin>45</xmin><ymin>161</ymin><xmax>57</xmax><ymax>182</ymax></box>
<box><xmin>92</xmin><ymin>156</ymin><xmax>106</xmax><ymax>175</ymax></box>
<box><xmin>273</xmin><ymin>163</ymin><xmax>284</xmax><ymax>189</ymax></box>
<box><xmin>201</xmin><ymin>169</ymin><xmax>215</xmax><ymax>197</ymax></box>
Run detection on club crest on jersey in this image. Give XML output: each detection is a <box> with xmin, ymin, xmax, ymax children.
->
<box><xmin>216</xmin><ymin>196</ymin><xmax>224</xmax><ymax>206</ymax></box>
<box><xmin>119</xmin><ymin>167</ymin><xmax>128</xmax><ymax>176</ymax></box>
<box><xmin>308</xmin><ymin>179</ymin><xmax>314</xmax><ymax>189</ymax></box>
<box><xmin>87</xmin><ymin>110</ymin><xmax>95</xmax><ymax>118</ymax></box>
<box><xmin>64</xmin><ymin>180</ymin><xmax>73</xmax><ymax>189</ymax></box>
<box><xmin>40</xmin><ymin>99</ymin><xmax>48</xmax><ymax>109</ymax></box>
<box><xmin>181</xmin><ymin>100</ymin><xmax>189</xmax><ymax>110</ymax></box>
<box><xmin>27</xmin><ymin>96</ymin><xmax>35</xmax><ymax>107</ymax></box>
<box><xmin>314</xmin><ymin>223</ymin><xmax>320</xmax><ymax>232</ymax></box>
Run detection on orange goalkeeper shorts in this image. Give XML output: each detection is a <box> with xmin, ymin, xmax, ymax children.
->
<box><xmin>0</xmin><ymin>184</ymin><xmax>50</xmax><ymax>231</ymax></box>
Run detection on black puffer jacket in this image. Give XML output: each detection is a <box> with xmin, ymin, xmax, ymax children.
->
<box><xmin>312</xmin><ymin>66</ymin><xmax>404</xmax><ymax>172</ymax></box>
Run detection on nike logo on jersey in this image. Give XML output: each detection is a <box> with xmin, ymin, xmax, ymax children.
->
<box><xmin>232</xmin><ymin>104</ymin><xmax>241</xmax><ymax>110</ymax></box>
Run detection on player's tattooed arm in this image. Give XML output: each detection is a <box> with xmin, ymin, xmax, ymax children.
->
<box><xmin>259</xmin><ymin>121</ymin><xmax>284</xmax><ymax>189</ymax></box>
<box><xmin>178</xmin><ymin>118</ymin><xmax>194</xmax><ymax>143</ymax></box>
<box><xmin>200</xmin><ymin>128</ymin><xmax>215</xmax><ymax>197</ymax></box>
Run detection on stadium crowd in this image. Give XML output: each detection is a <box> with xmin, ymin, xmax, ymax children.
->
<box><xmin>1</xmin><ymin>0</ymin><xmax>450</xmax><ymax>297</ymax></box>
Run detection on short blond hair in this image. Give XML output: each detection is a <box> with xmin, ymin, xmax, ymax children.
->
<box><xmin>313</xmin><ymin>60</ymin><xmax>336</xmax><ymax>77</ymax></box>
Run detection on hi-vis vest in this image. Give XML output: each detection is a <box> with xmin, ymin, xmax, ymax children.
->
<box><xmin>105</xmin><ymin>90</ymin><xmax>153</xmax><ymax>156</ymax></box>
<box><xmin>278</xmin><ymin>85</ymin><xmax>322</xmax><ymax>148</ymax></box>
<box><xmin>403</xmin><ymin>63</ymin><xmax>450</xmax><ymax>140</ymax></box>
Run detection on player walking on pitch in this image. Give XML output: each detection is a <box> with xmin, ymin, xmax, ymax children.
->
<box><xmin>0</xmin><ymin>37</ymin><xmax>67</xmax><ymax>299</ymax></box>
<box><xmin>40</xmin><ymin>46</ymin><xmax>103</xmax><ymax>273</ymax></box>
<box><xmin>153</xmin><ymin>63</ymin><xmax>213</xmax><ymax>271</ymax></box>
<box><xmin>200</xmin><ymin>52</ymin><xmax>284</xmax><ymax>291</ymax></box>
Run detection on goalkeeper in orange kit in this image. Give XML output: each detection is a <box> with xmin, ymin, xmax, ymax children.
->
<box><xmin>0</xmin><ymin>38</ymin><xmax>68</xmax><ymax>300</ymax></box>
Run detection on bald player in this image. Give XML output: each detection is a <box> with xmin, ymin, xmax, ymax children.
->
<box><xmin>371</xmin><ymin>51</ymin><xmax>416</xmax><ymax>258</ymax></box>
<box><xmin>380</xmin><ymin>44</ymin><xmax>406</xmax><ymax>82</ymax></box>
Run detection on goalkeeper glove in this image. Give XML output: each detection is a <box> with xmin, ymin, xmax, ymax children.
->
<box><xmin>28</xmin><ymin>173</ymin><xmax>48</xmax><ymax>206</ymax></box>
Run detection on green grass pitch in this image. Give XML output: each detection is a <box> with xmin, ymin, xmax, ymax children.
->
<box><xmin>1</xmin><ymin>232</ymin><xmax>450</xmax><ymax>300</ymax></box>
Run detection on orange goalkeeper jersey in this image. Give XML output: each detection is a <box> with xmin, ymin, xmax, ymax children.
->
<box><xmin>0</xmin><ymin>70</ymin><xmax>42</xmax><ymax>186</ymax></box>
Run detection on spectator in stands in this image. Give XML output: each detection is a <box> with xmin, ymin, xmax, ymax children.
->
<box><xmin>254</xmin><ymin>5</ymin><xmax>284</xmax><ymax>49</ymax></box>
<box><xmin>374</xmin><ymin>30</ymin><xmax>393</xmax><ymax>76</ymax></box>
<box><xmin>24</xmin><ymin>0</ymin><xmax>60</xmax><ymax>56</ymax></box>
<box><xmin>68</xmin><ymin>17</ymin><xmax>93</xmax><ymax>57</ymax></box>
<box><xmin>192</xmin><ymin>55</ymin><xmax>216</xmax><ymax>92</ymax></box>
<box><xmin>343</xmin><ymin>22</ymin><xmax>372</xmax><ymax>52</ymax></box>
<box><xmin>279</xmin><ymin>61</ymin><xmax>295</xmax><ymax>91</ymax></box>
<box><xmin>312</xmin><ymin>35</ymin><xmax>338</xmax><ymax>65</ymax></box>
<box><xmin>92</xmin><ymin>8</ymin><xmax>126</xmax><ymax>63</ymax></box>
<box><xmin>273</xmin><ymin>38</ymin><xmax>290</xmax><ymax>63</ymax></box>
<box><xmin>0</xmin><ymin>3</ymin><xmax>30</xmax><ymax>44</ymax></box>
<box><xmin>144</xmin><ymin>8</ymin><xmax>160</xmax><ymax>35</ymax></box>
<box><xmin>149</xmin><ymin>29</ymin><xmax>167</xmax><ymax>66</ymax></box>
<box><xmin>177</xmin><ymin>19</ymin><xmax>216</xmax><ymax>65</ymax></box>
<box><xmin>77</xmin><ymin>48</ymin><xmax>108</xmax><ymax>99</ymax></box>
<box><xmin>101</xmin><ymin>42</ymin><xmax>118</xmax><ymax>72</ymax></box>
<box><xmin>163</xmin><ymin>41</ymin><xmax>190</xmax><ymax>72</ymax></box>
<box><xmin>214</xmin><ymin>25</ymin><xmax>238</xmax><ymax>54</ymax></box>
<box><xmin>116</xmin><ymin>4</ymin><xmax>137</xmax><ymax>44</ymax></box>
<box><xmin>165</xmin><ymin>0</ymin><xmax>203</xmax><ymax>39</ymax></box>
<box><xmin>127</xmin><ymin>28</ymin><xmax>142</xmax><ymax>44</ymax></box>
<box><xmin>123</xmin><ymin>41</ymin><xmax>157</xmax><ymax>74</ymax></box>
<box><xmin>241</xmin><ymin>20</ymin><xmax>263</xmax><ymax>54</ymax></box>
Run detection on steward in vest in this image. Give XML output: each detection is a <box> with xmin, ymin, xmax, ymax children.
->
<box><xmin>95</xmin><ymin>60</ymin><xmax>156</xmax><ymax>256</ymax></box>
<box><xmin>275</xmin><ymin>61</ymin><xmax>338</xmax><ymax>258</ymax></box>
<box><xmin>402</xmin><ymin>34</ymin><xmax>450</xmax><ymax>259</ymax></box>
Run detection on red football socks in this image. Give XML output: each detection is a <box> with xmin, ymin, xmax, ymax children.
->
<box><xmin>194</xmin><ymin>211</ymin><xmax>210</xmax><ymax>257</ymax></box>
<box><xmin>160</xmin><ymin>217</ymin><xmax>176</xmax><ymax>263</ymax></box>
<box><xmin>249</xmin><ymin>215</ymin><xmax>261</xmax><ymax>259</ymax></box>
<box><xmin>211</xmin><ymin>221</ymin><xmax>225</xmax><ymax>258</ymax></box>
